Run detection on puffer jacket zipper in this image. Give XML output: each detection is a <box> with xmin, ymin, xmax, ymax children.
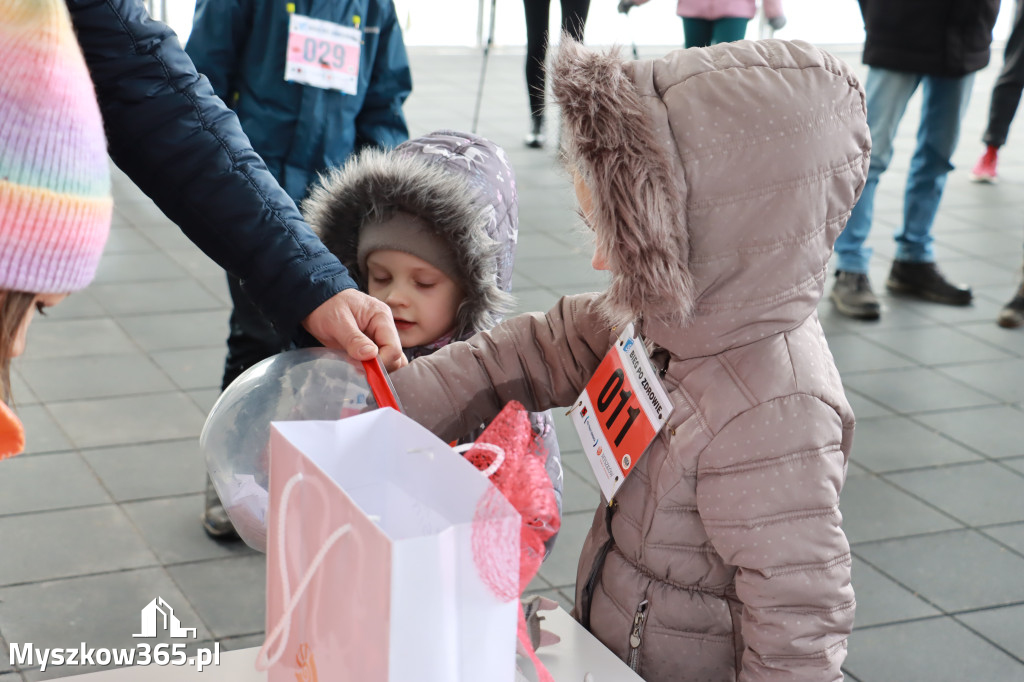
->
<box><xmin>578</xmin><ymin>501</ymin><xmax>617</xmax><ymax>630</ymax></box>
<box><xmin>626</xmin><ymin>598</ymin><xmax>649</xmax><ymax>673</ymax></box>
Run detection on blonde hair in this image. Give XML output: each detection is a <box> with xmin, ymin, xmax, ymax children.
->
<box><xmin>0</xmin><ymin>290</ymin><xmax>34</xmax><ymax>405</ymax></box>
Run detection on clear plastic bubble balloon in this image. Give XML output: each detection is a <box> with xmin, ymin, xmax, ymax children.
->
<box><xmin>200</xmin><ymin>347</ymin><xmax>400</xmax><ymax>551</ymax></box>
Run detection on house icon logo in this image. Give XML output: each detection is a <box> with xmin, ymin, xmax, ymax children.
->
<box><xmin>133</xmin><ymin>597</ymin><xmax>197</xmax><ymax>639</ymax></box>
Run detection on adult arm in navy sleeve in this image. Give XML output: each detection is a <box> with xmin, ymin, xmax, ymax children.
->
<box><xmin>66</xmin><ymin>0</ymin><xmax>405</xmax><ymax>369</ymax></box>
<box><xmin>355</xmin><ymin>0</ymin><xmax>412</xmax><ymax>151</ymax></box>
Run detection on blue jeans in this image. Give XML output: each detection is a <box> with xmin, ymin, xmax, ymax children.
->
<box><xmin>834</xmin><ymin>67</ymin><xmax>975</xmax><ymax>274</ymax></box>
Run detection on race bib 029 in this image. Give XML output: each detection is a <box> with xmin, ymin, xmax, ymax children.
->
<box><xmin>285</xmin><ymin>13</ymin><xmax>361</xmax><ymax>94</ymax></box>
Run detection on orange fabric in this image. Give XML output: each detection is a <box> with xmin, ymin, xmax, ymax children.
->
<box><xmin>0</xmin><ymin>400</ymin><xmax>25</xmax><ymax>460</ymax></box>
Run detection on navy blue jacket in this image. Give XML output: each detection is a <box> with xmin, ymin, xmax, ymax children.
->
<box><xmin>66</xmin><ymin>0</ymin><xmax>358</xmax><ymax>339</ymax></box>
<box><xmin>186</xmin><ymin>0</ymin><xmax>411</xmax><ymax>203</ymax></box>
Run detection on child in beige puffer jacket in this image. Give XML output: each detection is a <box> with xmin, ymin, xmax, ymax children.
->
<box><xmin>392</xmin><ymin>38</ymin><xmax>870</xmax><ymax>682</ymax></box>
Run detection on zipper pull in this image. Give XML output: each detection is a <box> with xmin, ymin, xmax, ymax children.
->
<box><xmin>628</xmin><ymin>599</ymin><xmax>649</xmax><ymax>649</ymax></box>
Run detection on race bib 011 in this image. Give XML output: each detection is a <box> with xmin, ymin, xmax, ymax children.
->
<box><xmin>570</xmin><ymin>323</ymin><xmax>673</xmax><ymax>502</ymax></box>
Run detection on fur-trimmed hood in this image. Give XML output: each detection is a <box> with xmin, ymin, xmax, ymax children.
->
<box><xmin>553</xmin><ymin>39</ymin><xmax>871</xmax><ymax>357</ymax></box>
<box><xmin>302</xmin><ymin>130</ymin><xmax>517</xmax><ymax>343</ymax></box>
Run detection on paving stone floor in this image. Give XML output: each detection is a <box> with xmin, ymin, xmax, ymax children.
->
<box><xmin>2</xmin><ymin>43</ymin><xmax>1024</xmax><ymax>681</ymax></box>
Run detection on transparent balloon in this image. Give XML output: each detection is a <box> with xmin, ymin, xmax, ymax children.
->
<box><xmin>200</xmin><ymin>347</ymin><xmax>398</xmax><ymax>551</ymax></box>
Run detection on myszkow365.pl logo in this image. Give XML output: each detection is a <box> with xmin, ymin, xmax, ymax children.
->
<box><xmin>7</xmin><ymin>597</ymin><xmax>221</xmax><ymax>673</ymax></box>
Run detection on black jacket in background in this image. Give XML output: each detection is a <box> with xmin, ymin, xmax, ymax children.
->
<box><xmin>859</xmin><ymin>0</ymin><xmax>1000</xmax><ymax>77</ymax></box>
<box><xmin>66</xmin><ymin>0</ymin><xmax>357</xmax><ymax>340</ymax></box>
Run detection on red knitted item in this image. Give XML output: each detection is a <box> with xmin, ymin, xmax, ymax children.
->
<box><xmin>464</xmin><ymin>401</ymin><xmax>560</xmax><ymax>682</ymax></box>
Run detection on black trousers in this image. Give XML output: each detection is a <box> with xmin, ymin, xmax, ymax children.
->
<box><xmin>221</xmin><ymin>274</ymin><xmax>289</xmax><ymax>391</ymax></box>
<box><xmin>983</xmin><ymin>0</ymin><xmax>1024</xmax><ymax>148</ymax></box>
<box><xmin>523</xmin><ymin>0</ymin><xmax>590</xmax><ymax>122</ymax></box>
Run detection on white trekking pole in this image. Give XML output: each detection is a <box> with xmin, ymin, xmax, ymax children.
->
<box><xmin>757</xmin><ymin>0</ymin><xmax>776</xmax><ymax>39</ymax></box>
<box><xmin>617</xmin><ymin>0</ymin><xmax>640</xmax><ymax>59</ymax></box>
<box><xmin>472</xmin><ymin>0</ymin><xmax>499</xmax><ymax>133</ymax></box>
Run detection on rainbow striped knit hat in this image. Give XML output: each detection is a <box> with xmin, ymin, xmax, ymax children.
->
<box><xmin>0</xmin><ymin>0</ymin><xmax>112</xmax><ymax>294</ymax></box>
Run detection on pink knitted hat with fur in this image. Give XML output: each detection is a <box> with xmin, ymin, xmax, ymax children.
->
<box><xmin>0</xmin><ymin>0</ymin><xmax>112</xmax><ymax>294</ymax></box>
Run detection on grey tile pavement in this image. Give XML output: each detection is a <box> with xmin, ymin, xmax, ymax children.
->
<box><xmin>845</xmin><ymin>618</ymin><xmax>1024</xmax><ymax>682</ymax></box>
<box><xmin>2</xmin><ymin>44</ymin><xmax>1024</xmax><ymax>680</ymax></box>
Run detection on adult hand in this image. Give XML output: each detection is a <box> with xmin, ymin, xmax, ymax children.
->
<box><xmin>302</xmin><ymin>288</ymin><xmax>407</xmax><ymax>371</ymax></box>
<box><xmin>617</xmin><ymin>0</ymin><xmax>634</xmax><ymax>14</ymax></box>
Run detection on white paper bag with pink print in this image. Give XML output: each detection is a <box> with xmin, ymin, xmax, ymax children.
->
<box><xmin>256</xmin><ymin>408</ymin><xmax>521</xmax><ymax>682</ymax></box>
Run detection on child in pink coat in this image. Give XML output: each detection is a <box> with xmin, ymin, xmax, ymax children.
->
<box><xmin>620</xmin><ymin>0</ymin><xmax>786</xmax><ymax>47</ymax></box>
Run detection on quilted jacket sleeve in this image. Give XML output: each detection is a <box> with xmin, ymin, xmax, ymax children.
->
<box><xmin>696</xmin><ymin>394</ymin><xmax>855</xmax><ymax>682</ymax></box>
<box><xmin>354</xmin><ymin>0</ymin><xmax>411</xmax><ymax>152</ymax></box>
<box><xmin>67</xmin><ymin>0</ymin><xmax>357</xmax><ymax>338</ymax></box>
<box><xmin>390</xmin><ymin>294</ymin><xmax>611</xmax><ymax>443</ymax></box>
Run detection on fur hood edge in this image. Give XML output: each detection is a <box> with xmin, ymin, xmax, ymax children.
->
<box><xmin>301</xmin><ymin>144</ymin><xmax>516</xmax><ymax>340</ymax></box>
<box><xmin>552</xmin><ymin>39</ymin><xmax>696</xmax><ymax>326</ymax></box>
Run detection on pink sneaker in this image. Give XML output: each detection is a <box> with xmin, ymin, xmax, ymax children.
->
<box><xmin>970</xmin><ymin>146</ymin><xmax>999</xmax><ymax>183</ymax></box>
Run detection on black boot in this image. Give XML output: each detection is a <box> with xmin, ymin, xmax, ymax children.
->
<box><xmin>885</xmin><ymin>261</ymin><xmax>972</xmax><ymax>306</ymax></box>
<box><xmin>524</xmin><ymin>116</ymin><xmax>545</xmax><ymax>149</ymax></box>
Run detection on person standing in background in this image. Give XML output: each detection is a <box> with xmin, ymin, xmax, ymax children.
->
<box><xmin>971</xmin><ymin>0</ymin><xmax>1024</xmax><ymax>183</ymax></box>
<box><xmin>522</xmin><ymin>0</ymin><xmax>590</xmax><ymax>148</ymax></box>
<box><xmin>829</xmin><ymin>0</ymin><xmax>999</xmax><ymax>321</ymax></box>
<box><xmin>617</xmin><ymin>0</ymin><xmax>786</xmax><ymax>48</ymax></box>
<box><xmin>186</xmin><ymin>0</ymin><xmax>412</xmax><ymax>539</ymax></box>
<box><xmin>67</xmin><ymin>0</ymin><xmax>407</xmax><ymax>374</ymax></box>
<box><xmin>967</xmin><ymin>0</ymin><xmax>1024</xmax><ymax>329</ymax></box>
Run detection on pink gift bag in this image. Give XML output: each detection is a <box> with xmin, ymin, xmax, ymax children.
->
<box><xmin>256</xmin><ymin>408</ymin><xmax>521</xmax><ymax>682</ymax></box>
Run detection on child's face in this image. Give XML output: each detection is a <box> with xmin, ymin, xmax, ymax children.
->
<box><xmin>573</xmin><ymin>171</ymin><xmax>609</xmax><ymax>271</ymax></box>
<box><xmin>10</xmin><ymin>293</ymin><xmax>66</xmax><ymax>357</ymax></box>
<box><xmin>365</xmin><ymin>250</ymin><xmax>462</xmax><ymax>348</ymax></box>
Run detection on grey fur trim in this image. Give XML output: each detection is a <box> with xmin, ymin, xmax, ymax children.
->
<box><xmin>552</xmin><ymin>39</ymin><xmax>696</xmax><ymax>325</ymax></box>
<box><xmin>302</xmin><ymin>148</ymin><xmax>515</xmax><ymax>339</ymax></box>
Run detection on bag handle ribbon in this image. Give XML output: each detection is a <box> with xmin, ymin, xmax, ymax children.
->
<box><xmin>255</xmin><ymin>472</ymin><xmax>352</xmax><ymax>670</ymax></box>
